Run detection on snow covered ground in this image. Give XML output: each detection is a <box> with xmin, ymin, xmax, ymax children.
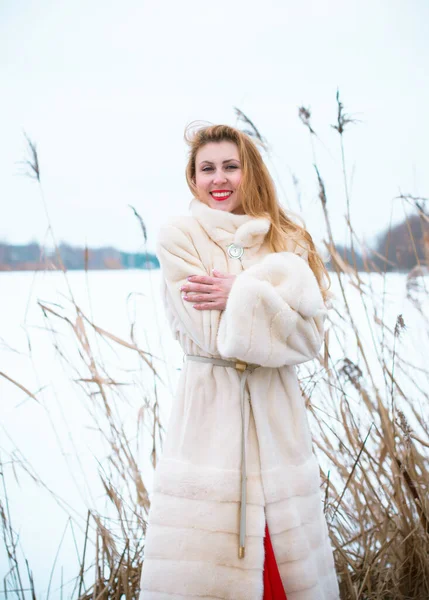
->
<box><xmin>0</xmin><ymin>268</ymin><xmax>427</xmax><ymax>597</ymax></box>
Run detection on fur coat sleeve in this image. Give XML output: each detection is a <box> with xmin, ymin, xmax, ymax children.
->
<box><xmin>217</xmin><ymin>251</ymin><xmax>327</xmax><ymax>367</ymax></box>
<box><xmin>157</xmin><ymin>222</ymin><xmax>222</xmax><ymax>356</ymax></box>
<box><xmin>157</xmin><ymin>222</ymin><xmax>327</xmax><ymax>366</ymax></box>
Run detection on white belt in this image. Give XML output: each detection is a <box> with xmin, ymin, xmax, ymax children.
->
<box><xmin>186</xmin><ymin>354</ymin><xmax>260</xmax><ymax>559</ymax></box>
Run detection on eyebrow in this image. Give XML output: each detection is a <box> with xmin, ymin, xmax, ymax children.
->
<box><xmin>199</xmin><ymin>158</ymin><xmax>240</xmax><ymax>165</ymax></box>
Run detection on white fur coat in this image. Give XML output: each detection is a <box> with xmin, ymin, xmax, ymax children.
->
<box><xmin>139</xmin><ymin>198</ymin><xmax>339</xmax><ymax>600</ymax></box>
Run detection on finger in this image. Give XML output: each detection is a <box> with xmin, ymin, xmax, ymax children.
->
<box><xmin>181</xmin><ymin>283</ymin><xmax>214</xmax><ymax>293</ymax></box>
<box><xmin>212</xmin><ymin>269</ymin><xmax>228</xmax><ymax>278</ymax></box>
<box><xmin>183</xmin><ymin>294</ymin><xmax>216</xmax><ymax>303</ymax></box>
<box><xmin>193</xmin><ymin>302</ymin><xmax>223</xmax><ymax>310</ymax></box>
<box><xmin>187</xmin><ymin>275</ymin><xmax>215</xmax><ymax>285</ymax></box>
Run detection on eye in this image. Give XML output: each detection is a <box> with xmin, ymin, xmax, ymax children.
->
<box><xmin>226</xmin><ymin>165</ymin><xmax>238</xmax><ymax>169</ymax></box>
<box><xmin>202</xmin><ymin>166</ymin><xmax>213</xmax><ymax>172</ymax></box>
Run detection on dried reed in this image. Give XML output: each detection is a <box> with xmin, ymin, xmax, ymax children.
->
<box><xmin>1</xmin><ymin>95</ymin><xmax>428</xmax><ymax>599</ymax></box>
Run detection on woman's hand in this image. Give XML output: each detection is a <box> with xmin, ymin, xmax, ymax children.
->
<box><xmin>181</xmin><ymin>269</ymin><xmax>236</xmax><ymax>311</ymax></box>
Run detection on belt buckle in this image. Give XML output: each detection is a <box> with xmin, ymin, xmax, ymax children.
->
<box><xmin>235</xmin><ymin>360</ymin><xmax>247</xmax><ymax>372</ymax></box>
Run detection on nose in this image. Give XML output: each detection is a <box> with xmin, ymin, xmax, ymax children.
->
<box><xmin>213</xmin><ymin>169</ymin><xmax>227</xmax><ymax>184</ymax></box>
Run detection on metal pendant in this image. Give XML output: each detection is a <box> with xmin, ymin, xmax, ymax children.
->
<box><xmin>227</xmin><ymin>243</ymin><xmax>244</xmax><ymax>260</ymax></box>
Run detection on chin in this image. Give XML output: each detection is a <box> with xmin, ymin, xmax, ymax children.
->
<box><xmin>207</xmin><ymin>199</ymin><xmax>242</xmax><ymax>214</ymax></box>
<box><xmin>213</xmin><ymin>203</ymin><xmax>234</xmax><ymax>212</ymax></box>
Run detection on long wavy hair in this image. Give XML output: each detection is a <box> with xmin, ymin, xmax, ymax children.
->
<box><xmin>184</xmin><ymin>123</ymin><xmax>331</xmax><ymax>303</ymax></box>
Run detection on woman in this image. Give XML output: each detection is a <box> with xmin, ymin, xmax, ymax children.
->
<box><xmin>139</xmin><ymin>124</ymin><xmax>339</xmax><ymax>600</ymax></box>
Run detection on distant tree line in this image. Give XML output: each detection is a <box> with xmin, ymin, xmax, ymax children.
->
<box><xmin>372</xmin><ymin>212</ymin><xmax>429</xmax><ymax>271</ymax></box>
<box><xmin>326</xmin><ymin>212</ymin><xmax>429</xmax><ymax>272</ymax></box>
<box><xmin>0</xmin><ymin>242</ymin><xmax>159</xmax><ymax>271</ymax></box>
<box><xmin>1</xmin><ymin>211</ymin><xmax>428</xmax><ymax>272</ymax></box>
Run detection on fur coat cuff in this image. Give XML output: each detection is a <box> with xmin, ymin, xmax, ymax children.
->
<box><xmin>217</xmin><ymin>252</ymin><xmax>327</xmax><ymax>367</ymax></box>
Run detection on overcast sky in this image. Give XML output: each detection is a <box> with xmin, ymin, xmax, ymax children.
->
<box><xmin>1</xmin><ymin>0</ymin><xmax>428</xmax><ymax>253</ymax></box>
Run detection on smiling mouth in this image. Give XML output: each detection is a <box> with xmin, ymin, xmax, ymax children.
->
<box><xmin>210</xmin><ymin>190</ymin><xmax>233</xmax><ymax>201</ymax></box>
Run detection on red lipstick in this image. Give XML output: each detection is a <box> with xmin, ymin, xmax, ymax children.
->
<box><xmin>210</xmin><ymin>190</ymin><xmax>233</xmax><ymax>202</ymax></box>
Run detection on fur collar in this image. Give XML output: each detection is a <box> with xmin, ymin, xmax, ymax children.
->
<box><xmin>190</xmin><ymin>198</ymin><xmax>271</xmax><ymax>250</ymax></box>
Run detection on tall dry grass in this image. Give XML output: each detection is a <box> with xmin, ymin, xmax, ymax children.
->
<box><xmin>295</xmin><ymin>96</ymin><xmax>429</xmax><ymax>598</ymax></box>
<box><xmin>1</xmin><ymin>95</ymin><xmax>429</xmax><ymax>599</ymax></box>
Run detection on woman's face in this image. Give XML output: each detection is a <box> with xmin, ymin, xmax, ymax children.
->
<box><xmin>194</xmin><ymin>141</ymin><xmax>244</xmax><ymax>214</ymax></box>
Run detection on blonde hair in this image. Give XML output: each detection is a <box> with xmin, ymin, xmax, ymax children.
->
<box><xmin>184</xmin><ymin>123</ymin><xmax>331</xmax><ymax>303</ymax></box>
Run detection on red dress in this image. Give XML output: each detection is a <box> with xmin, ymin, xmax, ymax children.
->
<box><xmin>263</xmin><ymin>523</ymin><xmax>288</xmax><ymax>600</ymax></box>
